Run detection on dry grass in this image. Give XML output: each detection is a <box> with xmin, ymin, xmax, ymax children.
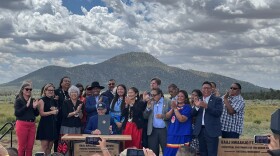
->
<box><xmin>1</xmin><ymin>99</ymin><xmax>280</xmax><ymax>153</ymax></box>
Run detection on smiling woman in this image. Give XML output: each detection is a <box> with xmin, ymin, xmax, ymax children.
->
<box><xmin>36</xmin><ymin>83</ymin><xmax>59</xmax><ymax>156</ymax></box>
<box><xmin>14</xmin><ymin>80</ymin><xmax>39</xmax><ymax>156</ymax></box>
<box><xmin>59</xmin><ymin>85</ymin><xmax>84</xmax><ymax>155</ymax></box>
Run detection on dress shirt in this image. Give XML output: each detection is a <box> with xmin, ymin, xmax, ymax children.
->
<box><xmin>153</xmin><ymin>97</ymin><xmax>165</xmax><ymax>128</ymax></box>
<box><xmin>202</xmin><ymin>95</ymin><xmax>210</xmax><ymax>125</ymax></box>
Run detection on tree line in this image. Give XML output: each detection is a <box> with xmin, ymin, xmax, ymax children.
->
<box><xmin>243</xmin><ymin>89</ymin><xmax>280</xmax><ymax>100</ymax></box>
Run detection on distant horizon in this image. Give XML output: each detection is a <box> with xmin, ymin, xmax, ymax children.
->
<box><xmin>1</xmin><ymin>1</ymin><xmax>279</xmax><ymax>89</ymax></box>
<box><xmin>0</xmin><ymin>52</ymin><xmax>272</xmax><ymax>93</ymax></box>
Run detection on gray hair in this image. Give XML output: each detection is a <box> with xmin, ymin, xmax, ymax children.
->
<box><xmin>68</xmin><ymin>85</ymin><xmax>80</xmax><ymax>95</ymax></box>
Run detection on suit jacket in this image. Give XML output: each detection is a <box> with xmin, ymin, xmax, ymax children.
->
<box><xmin>143</xmin><ymin>97</ymin><xmax>171</xmax><ymax>136</ymax></box>
<box><xmin>192</xmin><ymin>95</ymin><xmax>223</xmax><ymax>137</ymax></box>
<box><xmin>85</xmin><ymin>95</ymin><xmax>109</xmax><ymax>120</ymax></box>
<box><xmin>101</xmin><ymin>90</ymin><xmax>114</xmax><ymax>104</ymax></box>
<box><xmin>268</xmin><ymin>149</ymin><xmax>280</xmax><ymax>156</ymax></box>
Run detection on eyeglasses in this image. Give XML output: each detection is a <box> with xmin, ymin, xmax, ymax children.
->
<box><xmin>25</xmin><ymin>88</ymin><xmax>32</xmax><ymax>91</ymax></box>
<box><xmin>151</xmin><ymin>93</ymin><xmax>158</xmax><ymax>97</ymax></box>
<box><xmin>230</xmin><ymin>87</ymin><xmax>239</xmax><ymax>90</ymax></box>
<box><xmin>47</xmin><ymin>89</ymin><xmax>54</xmax><ymax>92</ymax></box>
<box><xmin>108</xmin><ymin>83</ymin><xmax>115</xmax><ymax>86</ymax></box>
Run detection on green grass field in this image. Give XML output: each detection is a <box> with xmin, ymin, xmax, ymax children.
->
<box><xmin>0</xmin><ymin>99</ymin><xmax>279</xmax><ymax>153</ymax></box>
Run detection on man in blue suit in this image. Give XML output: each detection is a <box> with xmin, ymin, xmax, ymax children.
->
<box><xmin>192</xmin><ymin>81</ymin><xmax>223</xmax><ymax>156</ymax></box>
<box><xmin>85</xmin><ymin>81</ymin><xmax>109</xmax><ymax>121</ymax></box>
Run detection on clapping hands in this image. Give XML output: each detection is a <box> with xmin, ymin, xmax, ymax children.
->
<box><xmin>193</xmin><ymin>97</ymin><xmax>207</xmax><ymax>108</ymax></box>
<box><xmin>77</xmin><ymin>103</ymin><xmax>83</xmax><ymax>112</ymax></box>
<box><xmin>171</xmin><ymin>100</ymin><xmax>177</xmax><ymax>109</ymax></box>
<box><xmin>143</xmin><ymin>91</ymin><xmax>150</xmax><ymax>102</ymax></box>
<box><xmin>32</xmin><ymin>99</ymin><xmax>39</xmax><ymax>109</ymax></box>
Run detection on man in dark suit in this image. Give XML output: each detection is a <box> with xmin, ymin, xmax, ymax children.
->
<box><xmin>192</xmin><ymin>81</ymin><xmax>223</xmax><ymax>156</ymax></box>
<box><xmin>101</xmin><ymin>79</ymin><xmax>116</xmax><ymax>104</ymax></box>
<box><xmin>85</xmin><ymin>81</ymin><xmax>109</xmax><ymax>122</ymax></box>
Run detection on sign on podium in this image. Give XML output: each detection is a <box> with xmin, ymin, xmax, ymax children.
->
<box><xmin>61</xmin><ymin>134</ymin><xmax>131</xmax><ymax>155</ymax></box>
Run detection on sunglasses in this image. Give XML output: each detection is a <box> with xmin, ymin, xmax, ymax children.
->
<box><xmin>108</xmin><ymin>83</ymin><xmax>115</xmax><ymax>86</ymax></box>
<box><xmin>230</xmin><ymin>87</ymin><xmax>239</xmax><ymax>90</ymax></box>
<box><xmin>25</xmin><ymin>88</ymin><xmax>32</xmax><ymax>91</ymax></box>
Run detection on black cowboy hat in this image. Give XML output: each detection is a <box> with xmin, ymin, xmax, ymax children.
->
<box><xmin>88</xmin><ymin>81</ymin><xmax>105</xmax><ymax>90</ymax></box>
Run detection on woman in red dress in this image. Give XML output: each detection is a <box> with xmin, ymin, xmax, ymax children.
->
<box><xmin>122</xmin><ymin>87</ymin><xmax>146</xmax><ymax>148</ymax></box>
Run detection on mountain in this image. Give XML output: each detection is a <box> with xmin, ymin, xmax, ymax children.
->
<box><xmin>0</xmin><ymin>52</ymin><xmax>267</xmax><ymax>93</ymax></box>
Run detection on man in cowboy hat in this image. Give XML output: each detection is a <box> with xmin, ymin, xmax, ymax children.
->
<box><xmin>85</xmin><ymin>81</ymin><xmax>109</xmax><ymax>122</ymax></box>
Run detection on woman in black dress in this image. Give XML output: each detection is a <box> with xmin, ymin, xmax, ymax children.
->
<box><xmin>36</xmin><ymin>83</ymin><xmax>59</xmax><ymax>155</ymax></box>
<box><xmin>60</xmin><ymin>85</ymin><xmax>83</xmax><ymax>134</ymax></box>
<box><xmin>122</xmin><ymin>87</ymin><xmax>146</xmax><ymax>149</ymax></box>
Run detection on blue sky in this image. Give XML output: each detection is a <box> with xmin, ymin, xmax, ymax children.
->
<box><xmin>62</xmin><ymin>0</ymin><xmax>106</xmax><ymax>15</ymax></box>
<box><xmin>0</xmin><ymin>0</ymin><xmax>280</xmax><ymax>89</ymax></box>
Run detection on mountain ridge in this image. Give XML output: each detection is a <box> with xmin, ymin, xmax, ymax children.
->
<box><xmin>0</xmin><ymin>52</ymin><xmax>267</xmax><ymax>93</ymax></box>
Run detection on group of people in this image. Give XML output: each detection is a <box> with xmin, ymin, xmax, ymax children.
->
<box><xmin>14</xmin><ymin>76</ymin><xmax>246</xmax><ymax>156</ymax></box>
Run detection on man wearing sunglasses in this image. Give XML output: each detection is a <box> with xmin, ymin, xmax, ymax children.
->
<box><xmin>101</xmin><ymin>79</ymin><xmax>116</xmax><ymax>104</ymax></box>
<box><xmin>220</xmin><ymin>82</ymin><xmax>245</xmax><ymax>138</ymax></box>
<box><xmin>143</xmin><ymin>88</ymin><xmax>170</xmax><ymax>156</ymax></box>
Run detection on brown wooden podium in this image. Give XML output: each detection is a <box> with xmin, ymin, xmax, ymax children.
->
<box><xmin>61</xmin><ymin>134</ymin><xmax>131</xmax><ymax>156</ymax></box>
<box><xmin>61</xmin><ymin>134</ymin><xmax>131</xmax><ymax>141</ymax></box>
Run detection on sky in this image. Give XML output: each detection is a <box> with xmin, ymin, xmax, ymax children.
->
<box><xmin>0</xmin><ymin>0</ymin><xmax>280</xmax><ymax>89</ymax></box>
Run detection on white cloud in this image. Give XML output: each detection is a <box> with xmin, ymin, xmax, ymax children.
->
<box><xmin>0</xmin><ymin>0</ymin><xmax>280</xmax><ymax>89</ymax></box>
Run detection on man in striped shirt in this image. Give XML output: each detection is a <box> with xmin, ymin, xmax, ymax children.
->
<box><xmin>220</xmin><ymin>83</ymin><xmax>245</xmax><ymax>138</ymax></box>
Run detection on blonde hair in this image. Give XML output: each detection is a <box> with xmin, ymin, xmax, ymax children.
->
<box><xmin>42</xmin><ymin>83</ymin><xmax>55</xmax><ymax>96</ymax></box>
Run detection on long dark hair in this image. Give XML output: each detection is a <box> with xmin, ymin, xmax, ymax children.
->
<box><xmin>192</xmin><ymin>89</ymin><xmax>202</xmax><ymax>98</ymax></box>
<box><xmin>58</xmin><ymin>76</ymin><xmax>70</xmax><ymax>89</ymax></box>
<box><xmin>178</xmin><ymin>90</ymin><xmax>190</xmax><ymax>104</ymax></box>
<box><xmin>110</xmin><ymin>84</ymin><xmax>127</xmax><ymax>111</ymax></box>
<box><xmin>129</xmin><ymin>87</ymin><xmax>140</xmax><ymax>103</ymax></box>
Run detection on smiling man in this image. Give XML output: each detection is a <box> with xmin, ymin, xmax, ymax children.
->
<box><xmin>101</xmin><ymin>79</ymin><xmax>116</xmax><ymax>104</ymax></box>
<box><xmin>85</xmin><ymin>81</ymin><xmax>109</xmax><ymax>121</ymax></box>
<box><xmin>192</xmin><ymin>81</ymin><xmax>223</xmax><ymax>156</ymax></box>
<box><xmin>220</xmin><ymin>83</ymin><xmax>245</xmax><ymax>138</ymax></box>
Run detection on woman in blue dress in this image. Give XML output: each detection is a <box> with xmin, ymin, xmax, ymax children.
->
<box><xmin>109</xmin><ymin>84</ymin><xmax>127</xmax><ymax>134</ymax></box>
<box><xmin>164</xmin><ymin>90</ymin><xmax>192</xmax><ymax>156</ymax></box>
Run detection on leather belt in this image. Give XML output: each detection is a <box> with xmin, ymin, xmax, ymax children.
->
<box><xmin>18</xmin><ymin>119</ymin><xmax>35</xmax><ymax>122</ymax></box>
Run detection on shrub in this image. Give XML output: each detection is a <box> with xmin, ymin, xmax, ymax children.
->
<box><xmin>253</xmin><ymin>120</ymin><xmax>261</xmax><ymax>124</ymax></box>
